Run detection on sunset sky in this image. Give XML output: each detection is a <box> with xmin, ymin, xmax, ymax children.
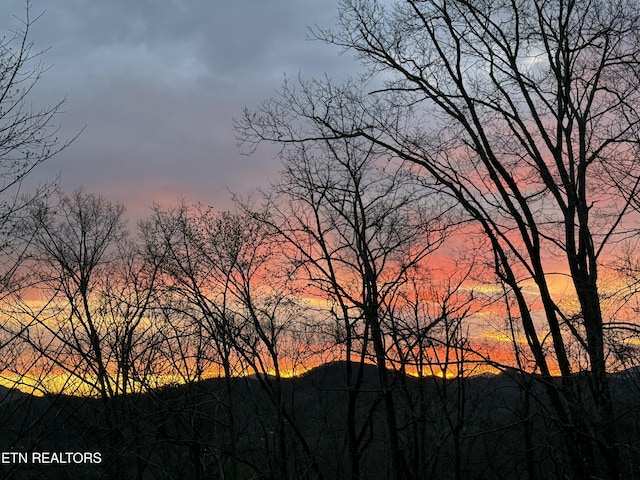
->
<box><xmin>0</xmin><ymin>0</ymin><xmax>356</xmax><ymax>217</ymax></box>
<box><xmin>0</xmin><ymin>1</ymin><xmax>636</xmax><ymax>390</ymax></box>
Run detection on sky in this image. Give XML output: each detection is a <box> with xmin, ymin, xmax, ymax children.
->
<box><xmin>1</xmin><ymin>2</ymin><xmax>635</xmax><ymax>386</ymax></box>
<box><xmin>0</xmin><ymin>0</ymin><xmax>356</xmax><ymax>219</ymax></box>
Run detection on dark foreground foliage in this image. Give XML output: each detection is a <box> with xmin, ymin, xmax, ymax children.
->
<box><xmin>0</xmin><ymin>362</ymin><xmax>639</xmax><ymax>480</ymax></box>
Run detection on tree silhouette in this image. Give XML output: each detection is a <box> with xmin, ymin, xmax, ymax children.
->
<box><xmin>241</xmin><ymin>130</ymin><xmax>455</xmax><ymax>479</ymax></box>
<box><xmin>0</xmin><ymin>1</ymin><xmax>72</xmax><ymax>372</ymax></box>
<box><xmin>237</xmin><ymin>0</ymin><xmax>640</xmax><ymax>477</ymax></box>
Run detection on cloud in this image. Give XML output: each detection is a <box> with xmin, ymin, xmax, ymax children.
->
<box><xmin>0</xmin><ymin>0</ymin><xmax>354</xmax><ymax>213</ymax></box>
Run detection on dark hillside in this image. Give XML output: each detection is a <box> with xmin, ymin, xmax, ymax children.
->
<box><xmin>0</xmin><ymin>363</ymin><xmax>639</xmax><ymax>479</ymax></box>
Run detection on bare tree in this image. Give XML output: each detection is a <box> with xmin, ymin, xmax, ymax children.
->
<box><xmin>141</xmin><ymin>202</ymin><xmax>252</xmax><ymax>480</ymax></box>
<box><xmin>4</xmin><ymin>189</ymin><xmax>187</xmax><ymax>480</ymax></box>
<box><xmin>382</xmin><ymin>260</ymin><xmax>488</xmax><ymax>480</ymax></box>
<box><xmin>0</xmin><ymin>190</ymin><xmax>159</xmax><ymax>478</ymax></box>
<box><xmin>0</xmin><ymin>2</ymin><xmax>73</xmax><ymax>298</ymax></box>
<box><xmin>15</xmin><ymin>190</ymin><xmax>128</xmax><ymax>399</ymax></box>
<box><xmin>240</xmin><ymin>130</ymin><xmax>453</xmax><ymax>480</ymax></box>
<box><xmin>0</xmin><ymin>11</ymin><xmax>75</xmax><ymax>463</ymax></box>
<box><xmin>141</xmin><ymin>203</ymin><xmax>244</xmax><ymax>383</ymax></box>
<box><xmin>237</xmin><ymin>0</ymin><xmax>640</xmax><ymax>477</ymax></box>
<box><xmin>203</xmin><ymin>209</ymin><xmax>326</xmax><ymax>480</ymax></box>
<box><xmin>0</xmin><ymin>2</ymin><xmax>73</xmax><ymax>385</ymax></box>
<box><xmin>141</xmin><ymin>202</ymin><xmax>325</xmax><ymax>480</ymax></box>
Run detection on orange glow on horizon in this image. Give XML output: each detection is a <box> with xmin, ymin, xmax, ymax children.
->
<box><xmin>3</xmin><ymin>223</ymin><xmax>639</xmax><ymax>398</ymax></box>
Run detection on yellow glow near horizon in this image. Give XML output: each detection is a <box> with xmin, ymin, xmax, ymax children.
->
<box><xmin>4</xmin><ymin>253</ymin><xmax>639</xmax><ymax>398</ymax></box>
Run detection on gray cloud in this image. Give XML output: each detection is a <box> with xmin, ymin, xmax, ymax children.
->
<box><xmin>0</xmin><ymin>0</ymin><xmax>355</xmax><ymax>216</ymax></box>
